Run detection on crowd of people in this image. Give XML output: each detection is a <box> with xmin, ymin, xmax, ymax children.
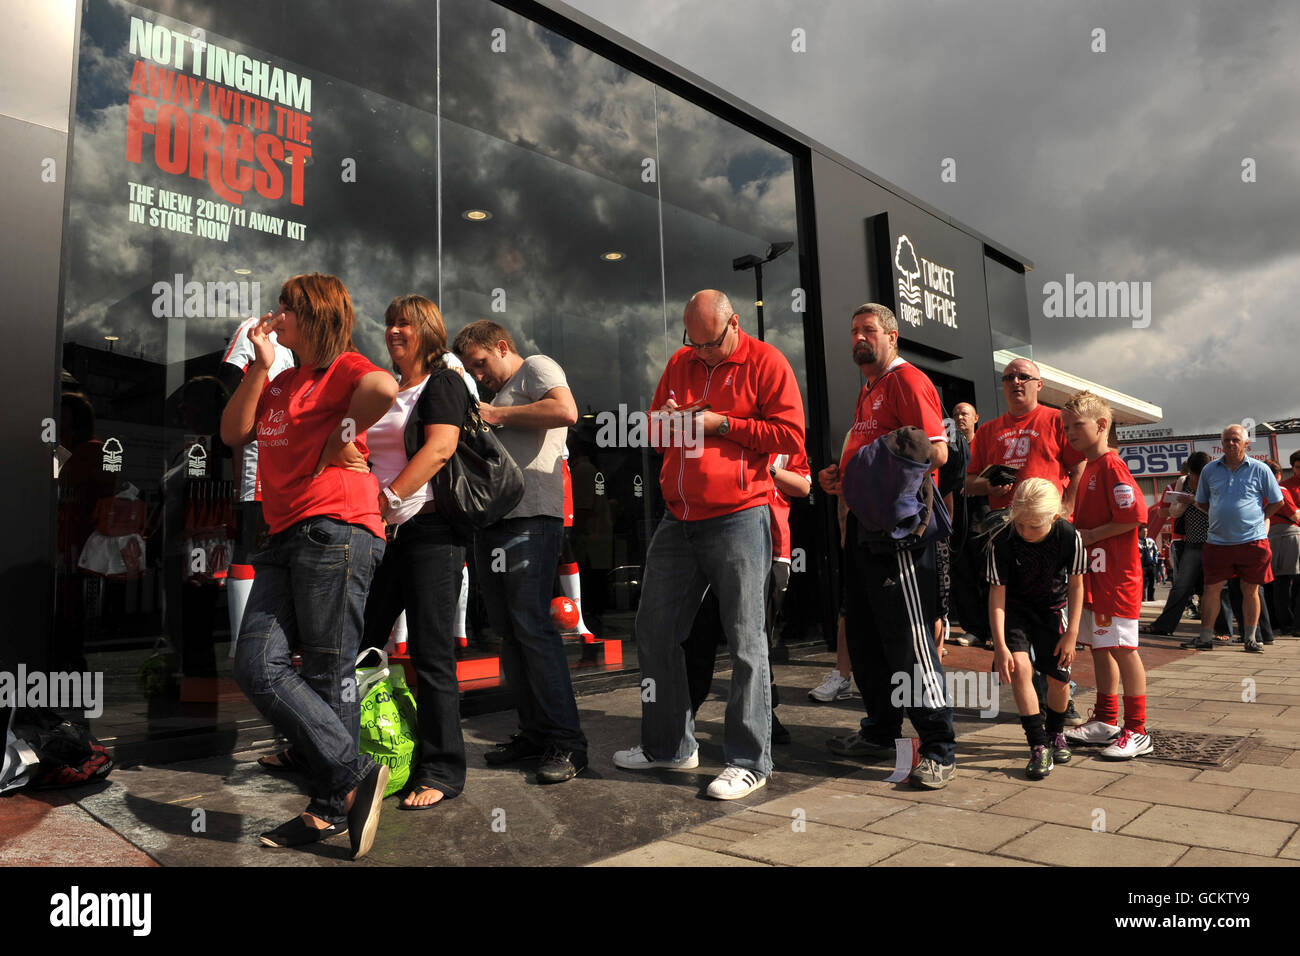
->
<box><xmin>220</xmin><ymin>272</ymin><xmax>1286</xmax><ymax>858</ymax></box>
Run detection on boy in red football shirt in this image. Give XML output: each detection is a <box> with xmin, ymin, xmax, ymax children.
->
<box><xmin>1061</xmin><ymin>391</ymin><xmax>1152</xmax><ymax>759</ymax></box>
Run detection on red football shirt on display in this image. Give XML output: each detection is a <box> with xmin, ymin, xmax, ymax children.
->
<box><xmin>966</xmin><ymin>404</ymin><xmax>1084</xmax><ymax>510</ymax></box>
<box><xmin>839</xmin><ymin>358</ymin><xmax>946</xmax><ymax>472</ymax></box>
<box><xmin>255</xmin><ymin>351</ymin><xmax>386</xmax><ymax>539</ymax></box>
<box><xmin>1073</xmin><ymin>451</ymin><xmax>1148</xmax><ymax>620</ymax></box>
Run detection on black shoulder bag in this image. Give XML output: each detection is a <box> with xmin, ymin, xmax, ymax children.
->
<box><xmin>424</xmin><ymin>369</ymin><xmax>525</xmax><ymax>537</ymax></box>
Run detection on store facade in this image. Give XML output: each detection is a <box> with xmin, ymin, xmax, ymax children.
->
<box><xmin>6</xmin><ymin>0</ymin><xmax>1037</xmax><ymax>761</ymax></box>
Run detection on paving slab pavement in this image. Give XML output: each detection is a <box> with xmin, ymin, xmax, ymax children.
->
<box><xmin>3</xmin><ymin>612</ymin><xmax>1298</xmax><ymax>868</ymax></box>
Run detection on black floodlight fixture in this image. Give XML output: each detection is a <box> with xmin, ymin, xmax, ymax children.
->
<box><xmin>731</xmin><ymin>240</ymin><xmax>795</xmax><ymax>340</ymax></box>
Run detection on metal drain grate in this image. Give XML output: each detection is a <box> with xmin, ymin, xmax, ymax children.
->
<box><xmin>1146</xmin><ymin>730</ymin><xmax>1252</xmax><ymax>769</ymax></box>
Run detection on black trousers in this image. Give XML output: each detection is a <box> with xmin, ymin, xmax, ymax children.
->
<box><xmin>949</xmin><ymin>533</ymin><xmax>989</xmax><ymax>641</ymax></box>
<box><xmin>361</xmin><ymin>513</ymin><xmax>468</xmax><ymax>798</ymax></box>
<box><xmin>843</xmin><ymin>520</ymin><xmax>955</xmax><ymax>764</ymax></box>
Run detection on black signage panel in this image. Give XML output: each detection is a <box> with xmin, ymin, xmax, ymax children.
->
<box><xmin>866</xmin><ymin>211</ymin><xmax>973</xmax><ymax>358</ymax></box>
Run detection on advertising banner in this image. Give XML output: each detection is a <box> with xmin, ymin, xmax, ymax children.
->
<box><xmin>122</xmin><ymin>14</ymin><xmax>312</xmax><ymax>245</ymax></box>
<box><xmin>1116</xmin><ymin>442</ymin><xmax>1192</xmax><ymax>477</ymax></box>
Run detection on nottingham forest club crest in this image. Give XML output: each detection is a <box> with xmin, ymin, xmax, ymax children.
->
<box><xmin>894</xmin><ymin>235</ymin><xmax>958</xmax><ymax>331</ymax></box>
<box><xmin>895</xmin><ymin>236</ymin><xmax>923</xmax><ymax>323</ymax></box>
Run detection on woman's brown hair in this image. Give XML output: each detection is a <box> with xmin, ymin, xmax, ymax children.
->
<box><xmin>278</xmin><ymin>273</ymin><xmax>356</xmax><ymax>367</ymax></box>
<box><xmin>384</xmin><ymin>295</ymin><xmax>448</xmax><ymax>380</ymax></box>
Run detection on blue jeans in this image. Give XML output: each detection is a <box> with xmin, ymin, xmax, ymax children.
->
<box><xmin>635</xmin><ymin>507</ymin><xmax>772</xmax><ymax>776</ymax></box>
<box><xmin>235</xmin><ymin>516</ymin><xmax>385</xmax><ymax>823</ymax></box>
<box><xmin>474</xmin><ymin>516</ymin><xmax>587</xmax><ymax>753</ymax></box>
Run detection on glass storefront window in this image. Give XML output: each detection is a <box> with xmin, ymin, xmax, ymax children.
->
<box><xmin>54</xmin><ymin>0</ymin><xmax>812</xmax><ymax>753</ymax></box>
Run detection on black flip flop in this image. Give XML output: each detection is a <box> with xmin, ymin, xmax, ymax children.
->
<box><xmin>346</xmin><ymin>763</ymin><xmax>389</xmax><ymax>860</ymax></box>
<box><xmin>397</xmin><ymin>785</ymin><xmax>446</xmax><ymax>811</ymax></box>
<box><xmin>258</xmin><ymin>815</ymin><xmax>346</xmax><ymax>848</ymax></box>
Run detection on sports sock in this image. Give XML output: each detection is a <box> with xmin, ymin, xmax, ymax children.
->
<box><xmin>1095</xmin><ymin>692</ymin><xmax>1119</xmax><ymax>726</ymax></box>
<box><xmin>1044</xmin><ymin>705</ymin><xmax>1067</xmax><ymax>737</ymax></box>
<box><xmin>1245</xmin><ymin>624</ymin><xmax>1258</xmax><ymax>645</ymax></box>
<box><xmin>1199</xmin><ymin>627</ymin><xmax>1215</xmax><ymax>643</ymax></box>
<box><xmin>227</xmin><ymin>564</ymin><xmax>254</xmax><ymax>658</ymax></box>
<box><xmin>388</xmin><ymin>611</ymin><xmax>408</xmax><ymax>656</ymax></box>
<box><xmin>1020</xmin><ymin>713</ymin><xmax>1046</xmax><ymax>748</ymax></box>
<box><xmin>1122</xmin><ymin>694</ymin><xmax>1147</xmax><ymax>735</ymax></box>
<box><xmin>559</xmin><ymin>560</ymin><xmax>593</xmax><ymax>635</ymax></box>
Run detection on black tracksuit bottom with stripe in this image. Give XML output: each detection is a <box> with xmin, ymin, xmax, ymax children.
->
<box><xmin>844</xmin><ymin>519</ymin><xmax>957</xmax><ymax>764</ymax></box>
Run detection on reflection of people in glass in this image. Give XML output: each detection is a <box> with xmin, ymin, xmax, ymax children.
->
<box><xmin>161</xmin><ymin>374</ymin><xmax>233</xmax><ymax>682</ymax></box>
<box><xmin>217</xmin><ymin>315</ymin><xmax>296</xmax><ymax>659</ymax></box>
<box><xmin>555</xmin><ymin>448</ymin><xmax>597</xmax><ymax>641</ymax></box>
<box><xmin>54</xmin><ymin>391</ymin><xmax>115</xmax><ymax>673</ymax></box>
<box><xmin>220</xmin><ymin>273</ymin><xmax>396</xmax><ymax>857</ymax></box>
<box><xmin>359</xmin><ymin>295</ymin><xmax>471</xmax><ymax>809</ymax></box>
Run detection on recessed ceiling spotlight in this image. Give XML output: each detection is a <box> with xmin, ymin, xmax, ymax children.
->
<box><xmin>462</xmin><ymin>209</ymin><xmax>492</xmax><ymax>221</ymax></box>
<box><xmin>601</xmin><ymin>251</ymin><xmax>625</xmax><ymax>261</ymax></box>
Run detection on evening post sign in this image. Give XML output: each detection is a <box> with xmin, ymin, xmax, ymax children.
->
<box><xmin>1117</xmin><ymin>442</ymin><xmax>1192</xmax><ymax>477</ymax></box>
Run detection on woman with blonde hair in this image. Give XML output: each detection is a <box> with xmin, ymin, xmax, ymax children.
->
<box><xmin>985</xmin><ymin>478</ymin><xmax>1086</xmax><ymax>779</ymax></box>
<box><xmin>221</xmin><ymin>273</ymin><xmax>396</xmax><ymax>857</ymax></box>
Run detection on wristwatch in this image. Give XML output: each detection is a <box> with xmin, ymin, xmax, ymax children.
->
<box><xmin>769</xmin><ymin>464</ymin><xmax>777</xmax><ymax>478</ymax></box>
<box><xmin>382</xmin><ymin>486</ymin><xmax>403</xmax><ymax>510</ymax></box>
<box><xmin>718</xmin><ymin>416</ymin><xmax>730</xmax><ymax>436</ymax></box>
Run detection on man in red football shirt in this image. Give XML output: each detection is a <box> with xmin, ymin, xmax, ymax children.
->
<box><xmin>817</xmin><ymin>304</ymin><xmax>956</xmax><ymax>790</ymax></box>
<box><xmin>1060</xmin><ymin>391</ymin><xmax>1152</xmax><ymax>760</ymax></box>
<box><xmin>965</xmin><ymin>357</ymin><xmax>1085</xmax><ymax>514</ymax></box>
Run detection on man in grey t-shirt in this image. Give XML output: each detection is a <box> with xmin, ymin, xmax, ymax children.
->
<box><xmin>452</xmin><ymin>320</ymin><xmax>588</xmax><ymax>783</ymax></box>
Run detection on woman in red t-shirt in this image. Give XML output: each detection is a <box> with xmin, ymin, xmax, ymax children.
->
<box><xmin>220</xmin><ymin>273</ymin><xmax>397</xmax><ymax>858</ymax></box>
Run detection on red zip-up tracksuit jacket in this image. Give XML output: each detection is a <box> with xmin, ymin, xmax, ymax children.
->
<box><xmin>651</xmin><ymin>330</ymin><xmax>805</xmax><ymax>522</ymax></box>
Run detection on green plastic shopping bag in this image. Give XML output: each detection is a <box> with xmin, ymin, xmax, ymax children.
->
<box><xmin>356</xmin><ymin>648</ymin><xmax>417</xmax><ymax>798</ymax></box>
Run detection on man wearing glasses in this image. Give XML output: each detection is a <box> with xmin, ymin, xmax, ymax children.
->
<box><xmin>964</xmin><ymin>358</ymin><xmax>1085</xmax><ymax>516</ymax></box>
<box><xmin>614</xmin><ymin>289</ymin><xmax>804</xmax><ymax>800</ymax></box>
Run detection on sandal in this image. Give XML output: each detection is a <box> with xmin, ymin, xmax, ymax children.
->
<box><xmin>258</xmin><ymin>814</ymin><xmax>346</xmax><ymax>848</ymax></box>
<box><xmin>398</xmin><ymin>784</ymin><xmax>446</xmax><ymax>811</ymax></box>
<box><xmin>257</xmin><ymin>749</ymin><xmax>306</xmax><ymax>774</ymax></box>
<box><xmin>1138</xmin><ymin>624</ymin><xmax>1172</xmax><ymax>636</ymax></box>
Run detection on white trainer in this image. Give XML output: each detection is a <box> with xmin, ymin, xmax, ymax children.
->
<box><xmin>612</xmin><ymin>745</ymin><xmax>699</xmax><ymax>771</ymax></box>
<box><xmin>808</xmin><ymin>670</ymin><xmax>853</xmax><ymax>702</ymax></box>
<box><xmin>1062</xmin><ymin>717</ymin><xmax>1121</xmax><ymax>745</ymax></box>
<box><xmin>706</xmin><ymin>765</ymin><xmax>767</xmax><ymax>800</ymax></box>
<box><xmin>1100</xmin><ymin>729</ymin><xmax>1154</xmax><ymax>760</ymax></box>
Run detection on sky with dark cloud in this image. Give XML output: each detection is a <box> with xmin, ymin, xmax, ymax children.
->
<box><xmin>565</xmin><ymin>0</ymin><xmax>1300</xmax><ymax>435</ymax></box>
